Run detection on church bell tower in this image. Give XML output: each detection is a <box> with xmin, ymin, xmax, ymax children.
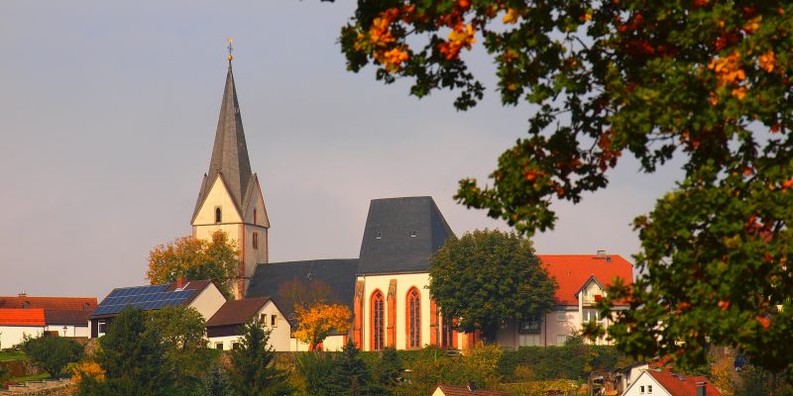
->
<box><xmin>192</xmin><ymin>43</ymin><xmax>269</xmax><ymax>299</ymax></box>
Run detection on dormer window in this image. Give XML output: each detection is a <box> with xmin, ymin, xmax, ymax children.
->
<box><xmin>376</xmin><ymin>232</ymin><xmax>382</xmax><ymax>240</ymax></box>
<box><xmin>215</xmin><ymin>207</ymin><xmax>222</xmax><ymax>223</ymax></box>
<box><xmin>410</xmin><ymin>230</ymin><xmax>417</xmax><ymax>238</ymax></box>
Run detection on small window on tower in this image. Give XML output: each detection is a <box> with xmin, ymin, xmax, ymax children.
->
<box><xmin>215</xmin><ymin>207</ymin><xmax>222</xmax><ymax>223</ymax></box>
<box><xmin>253</xmin><ymin>208</ymin><xmax>257</xmax><ymax>224</ymax></box>
<box><xmin>253</xmin><ymin>232</ymin><xmax>259</xmax><ymax>250</ymax></box>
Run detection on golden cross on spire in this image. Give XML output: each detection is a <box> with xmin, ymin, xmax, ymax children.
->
<box><xmin>227</xmin><ymin>37</ymin><xmax>234</xmax><ymax>62</ymax></box>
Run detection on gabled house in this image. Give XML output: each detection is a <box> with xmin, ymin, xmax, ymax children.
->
<box><xmin>623</xmin><ymin>369</ymin><xmax>722</xmax><ymax>396</ymax></box>
<box><xmin>89</xmin><ymin>279</ymin><xmax>225</xmax><ymax>337</ymax></box>
<box><xmin>206</xmin><ymin>297</ymin><xmax>290</xmax><ymax>351</ymax></box>
<box><xmin>0</xmin><ymin>295</ymin><xmax>97</xmax><ymax>347</ymax></box>
<box><xmin>495</xmin><ymin>253</ymin><xmax>633</xmax><ymax>348</ymax></box>
<box><xmin>431</xmin><ymin>384</ymin><xmax>508</xmax><ymax>396</ymax></box>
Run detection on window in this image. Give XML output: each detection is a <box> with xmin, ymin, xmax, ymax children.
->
<box><xmin>232</xmin><ymin>342</ymin><xmax>240</xmax><ymax>350</ymax></box>
<box><xmin>253</xmin><ymin>208</ymin><xmax>257</xmax><ymax>224</ymax></box>
<box><xmin>253</xmin><ymin>232</ymin><xmax>259</xmax><ymax>250</ymax></box>
<box><xmin>407</xmin><ymin>287</ymin><xmax>421</xmax><ymax>348</ymax></box>
<box><xmin>215</xmin><ymin>207</ymin><xmax>222</xmax><ymax>223</ymax></box>
<box><xmin>583</xmin><ymin>309</ymin><xmax>600</xmax><ymax>323</ymax></box>
<box><xmin>640</xmin><ymin>385</ymin><xmax>645</xmax><ymax>394</ymax></box>
<box><xmin>519</xmin><ymin>333</ymin><xmax>541</xmax><ymax>346</ymax></box>
<box><xmin>556</xmin><ymin>312</ymin><xmax>567</xmax><ymax>322</ymax></box>
<box><xmin>271</xmin><ymin>314</ymin><xmax>277</xmax><ymax>327</ymax></box>
<box><xmin>215</xmin><ymin>342</ymin><xmax>223</xmax><ymax>350</ymax></box>
<box><xmin>441</xmin><ymin>316</ymin><xmax>454</xmax><ymax>349</ymax></box>
<box><xmin>98</xmin><ymin>320</ymin><xmax>108</xmax><ymax>335</ymax></box>
<box><xmin>260</xmin><ymin>314</ymin><xmax>266</xmax><ymax>324</ymax></box>
<box><xmin>371</xmin><ymin>290</ymin><xmax>385</xmax><ymax>350</ymax></box>
<box><xmin>648</xmin><ymin>385</ymin><xmax>653</xmax><ymax>393</ymax></box>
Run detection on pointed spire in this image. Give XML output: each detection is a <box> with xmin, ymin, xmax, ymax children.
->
<box><xmin>193</xmin><ymin>59</ymin><xmax>253</xmax><ymax>218</ymax></box>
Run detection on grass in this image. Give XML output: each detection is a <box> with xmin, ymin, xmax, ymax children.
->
<box><xmin>0</xmin><ymin>350</ymin><xmax>26</xmax><ymax>362</ymax></box>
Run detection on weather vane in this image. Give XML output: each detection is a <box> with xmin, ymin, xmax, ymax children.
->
<box><xmin>227</xmin><ymin>37</ymin><xmax>234</xmax><ymax>62</ymax></box>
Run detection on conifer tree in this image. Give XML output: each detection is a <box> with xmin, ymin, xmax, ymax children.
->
<box><xmin>227</xmin><ymin>317</ymin><xmax>291</xmax><ymax>396</ymax></box>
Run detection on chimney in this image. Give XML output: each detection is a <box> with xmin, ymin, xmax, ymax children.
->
<box><xmin>696</xmin><ymin>381</ymin><xmax>707</xmax><ymax>396</ymax></box>
<box><xmin>596</xmin><ymin>249</ymin><xmax>607</xmax><ymax>257</ymax></box>
<box><xmin>176</xmin><ymin>275</ymin><xmax>185</xmax><ymax>290</ymax></box>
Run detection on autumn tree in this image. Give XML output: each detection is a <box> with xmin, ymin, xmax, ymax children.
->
<box><xmin>147</xmin><ymin>230</ymin><xmax>238</xmax><ymax>298</ymax></box>
<box><xmin>429</xmin><ymin>229</ymin><xmax>556</xmax><ymax>343</ymax></box>
<box><xmin>293</xmin><ymin>303</ymin><xmax>352</xmax><ymax>351</ymax></box>
<box><xmin>336</xmin><ymin>0</ymin><xmax>793</xmax><ymax>373</ymax></box>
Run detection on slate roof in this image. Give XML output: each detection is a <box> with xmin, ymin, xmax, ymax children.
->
<box><xmin>642</xmin><ymin>370</ymin><xmax>722</xmax><ymax>396</ymax></box>
<box><xmin>207</xmin><ymin>297</ymin><xmax>270</xmax><ymax>327</ymax></box>
<box><xmin>539</xmin><ymin>254</ymin><xmax>633</xmax><ymax>306</ymax></box>
<box><xmin>247</xmin><ymin>259</ymin><xmax>359</xmax><ymax>323</ymax></box>
<box><xmin>193</xmin><ymin>62</ymin><xmax>254</xmax><ymax>221</ymax></box>
<box><xmin>358</xmin><ymin>196</ymin><xmax>455</xmax><ymax>275</ymax></box>
<box><xmin>0</xmin><ymin>308</ymin><xmax>46</xmax><ymax>326</ymax></box>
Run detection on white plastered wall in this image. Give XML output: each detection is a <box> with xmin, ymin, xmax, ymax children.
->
<box><xmin>0</xmin><ymin>326</ymin><xmax>45</xmax><ymax>347</ymax></box>
<box><xmin>188</xmin><ymin>283</ymin><xmax>227</xmax><ymax>322</ymax></box>
<box><xmin>207</xmin><ymin>300</ymin><xmax>290</xmax><ymax>351</ymax></box>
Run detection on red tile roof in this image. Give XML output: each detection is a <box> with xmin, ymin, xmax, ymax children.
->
<box><xmin>538</xmin><ymin>255</ymin><xmax>633</xmax><ymax>306</ymax></box>
<box><xmin>0</xmin><ymin>296</ymin><xmax>97</xmax><ymax>311</ymax></box>
<box><xmin>646</xmin><ymin>370</ymin><xmax>723</xmax><ymax>396</ymax></box>
<box><xmin>0</xmin><ymin>308</ymin><xmax>46</xmax><ymax>326</ymax></box>
<box><xmin>434</xmin><ymin>384</ymin><xmax>508</xmax><ymax>396</ymax></box>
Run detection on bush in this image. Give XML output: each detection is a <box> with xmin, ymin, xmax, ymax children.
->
<box><xmin>20</xmin><ymin>335</ymin><xmax>83</xmax><ymax>378</ymax></box>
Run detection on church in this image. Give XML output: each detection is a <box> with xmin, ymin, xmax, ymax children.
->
<box><xmin>191</xmin><ymin>56</ymin><xmax>633</xmax><ymax>352</ymax></box>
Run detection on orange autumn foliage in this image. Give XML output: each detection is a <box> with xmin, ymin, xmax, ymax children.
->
<box><xmin>293</xmin><ymin>303</ymin><xmax>352</xmax><ymax>351</ymax></box>
<box><xmin>71</xmin><ymin>361</ymin><xmax>105</xmax><ymax>385</ymax></box>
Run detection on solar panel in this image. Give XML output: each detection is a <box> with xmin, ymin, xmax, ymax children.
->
<box><xmin>92</xmin><ymin>283</ymin><xmax>198</xmax><ymax>316</ymax></box>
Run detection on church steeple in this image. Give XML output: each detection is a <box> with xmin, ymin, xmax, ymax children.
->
<box><xmin>191</xmin><ymin>45</ymin><xmax>270</xmax><ymax>300</ymax></box>
<box><xmin>193</xmin><ymin>59</ymin><xmax>253</xmax><ymax>220</ymax></box>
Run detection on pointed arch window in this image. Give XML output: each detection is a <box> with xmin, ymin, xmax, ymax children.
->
<box><xmin>407</xmin><ymin>287</ymin><xmax>421</xmax><ymax>349</ymax></box>
<box><xmin>253</xmin><ymin>208</ymin><xmax>257</xmax><ymax>224</ymax></box>
<box><xmin>371</xmin><ymin>290</ymin><xmax>385</xmax><ymax>351</ymax></box>
<box><xmin>215</xmin><ymin>207</ymin><xmax>222</xmax><ymax>223</ymax></box>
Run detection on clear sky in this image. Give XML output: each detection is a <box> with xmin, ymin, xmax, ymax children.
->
<box><xmin>0</xmin><ymin>2</ymin><xmax>681</xmax><ymax>300</ymax></box>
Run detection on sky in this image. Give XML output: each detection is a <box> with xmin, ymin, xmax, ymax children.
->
<box><xmin>0</xmin><ymin>2</ymin><xmax>682</xmax><ymax>300</ymax></box>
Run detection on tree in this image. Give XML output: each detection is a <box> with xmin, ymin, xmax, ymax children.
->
<box><xmin>429</xmin><ymin>229</ymin><xmax>556</xmax><ymax>343</ymax></box>
<box><xmin>147</xmin><ymin>230</ymin><xmax>239</xmax><ymax>298</ymax></box>
<box><xmin>337</xmin><ymin>0</ymin><xmax>793</xmax><ymax>373</ymax></box>
<box><xmin>85</xmin><ymin>307</ymin><xmax>173</xmax><ymax>395</ymax></box>
<box><xmin>293</xmin><ymin>303</ymin><xmax>352</xmax><ymax>351</ymax></box>
<box><xmin>147</xmin><ymin>306</ymin><xmax>214</xmax><ymax>393</ymax></box>
<box><xmin>20</xmin><ymin>335</ymin><xmax>83</xmax><ymax>378</ymax></box>
<box><xmin>226</xmin><ymin>317</ymin><xmax>291</xmax><ymax>396</ymax></box>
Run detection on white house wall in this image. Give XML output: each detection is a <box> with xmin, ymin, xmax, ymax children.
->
<box><xmin>188</xmin><ymin>284</ymin><xmax>227</xmax><ymax>322</ymax></box>
<box><xmin>0</xmin><ymin>326</ymin><xmax>45</xmax><ymax>348</ymax></box>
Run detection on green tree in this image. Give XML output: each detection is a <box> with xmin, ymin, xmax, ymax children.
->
<box><xmin>84</xmin><ymin>307</ymin><xmax>173</xmax><ymax>396</ymax></box>
<box><xmin>227</xmin><ymin>317</ymin><xmax>291</xmax><ymax>396</ymax></box>
<box><xmin>147</xmin><ymin>230</ymin><xmax>238</xmax><ymax>298</ymax></box>
<box><xmin>336</xmin><ymin>341</ymin><xmax>373</xmax><ymax>396</ymax></box>
<box><xmin>20</xmin><ymin>335</ymin><xmax>83</xmax><ymax>378</ymax></box>
<box><xmin>429</xmin><ymin>229</ymin><xmax>556</xmax><ymax>343</ymax></box>
<box><xmin>337</xmin><ymin>0</ymin><xmax>793</xmax><ymax>373</ymax></box>
<box><xmin>147</xmin><ymin>305</ymin><xmax>214</xmax><ymax>394</ymax></box>
<box><xmin>374</xmin><ymin>348</ymin><xmax>403</xmax><ymax>394</ymax></box>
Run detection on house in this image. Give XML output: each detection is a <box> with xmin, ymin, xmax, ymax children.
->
<box><xmin>431</xmin><ymin>384</ymin><xmax>508</xmax><ymax>396</ymax></box>
<box><xmin>623</xmin><ymin>369</ymin><xmax>722</xmax><ymax>396</ymax></box>
<box><xmin>89</xmin><ymin>279</ymin><xmax>225</xmax><ymax>337</ymax></box>
<box><xmin>495</xmin><ymin>253</ymin><xmax>634</xmax><ymax>348</ymax></box>
<box><xmin>206</xmin><ymin>297</ymin><xmax>290</xmax><ymax>351</ymax></box>
<box><xmin>0</xmin><ymin>295</ymin><xmax>97</xmax><ymax>347</ymax></box>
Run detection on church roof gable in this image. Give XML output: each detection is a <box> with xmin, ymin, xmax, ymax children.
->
<box><xmin>357</xmin><ymin>196</ymin><xmax>455</xmax><ymax>275</ymax></box>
